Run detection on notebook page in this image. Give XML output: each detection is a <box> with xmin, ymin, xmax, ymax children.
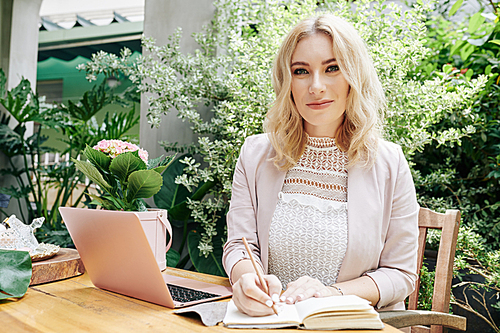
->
<box><xmin>294</xmin><ymin>295</ymin><xmax>372</xmax><ymax>321</ymax></box>
<box><xmin>223</xmin><ymin>300</ymin><xmax>301</xmax><ymax>327</ymax></box>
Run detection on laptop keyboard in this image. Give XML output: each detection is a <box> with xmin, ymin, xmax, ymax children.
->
<box><xmin>167</xmin><ymin>284</ymin><xmax>220</xmax><ymax>303</ymax></box>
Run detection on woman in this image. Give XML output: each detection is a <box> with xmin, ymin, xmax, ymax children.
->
<box><xmin>222</xmin><ymin>14</ymin><xmax>419</xmax><ymax>317</ymax></box>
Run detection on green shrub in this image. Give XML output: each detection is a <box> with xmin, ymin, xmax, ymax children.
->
<box><xmin>410</xmin><ymin>2</ymin><xmax>500</xmax><ymax>248</ymax></box>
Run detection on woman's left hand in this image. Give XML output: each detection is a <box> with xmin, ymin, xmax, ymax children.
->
<box><xmin>280</xmin><ymin>276</ymin><xmax>342</xmax><ymax>304</ymax></box>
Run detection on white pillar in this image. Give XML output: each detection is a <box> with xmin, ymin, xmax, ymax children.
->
<box><xmin>0</xmin><ymin>0</ymin><xmax>42</xmax><ymax>220</ymax></box>
<box><xmin>7</xmin><ymin>0</ymin><xmax>42</xmax><ymax>89</ymax></box>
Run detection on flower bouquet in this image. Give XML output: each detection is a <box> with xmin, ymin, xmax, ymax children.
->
<box><xmin>73</xmin><ymin>139</ymin><xmax>174</xmax><ymax>212</ymax></box>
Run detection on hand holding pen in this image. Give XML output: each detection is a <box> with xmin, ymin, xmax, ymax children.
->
<box><xmin>229</xmin><ymin>237</ymin><xmax>282</xmax><ymax>316</ymax></box>
<box><xmin>242</xmin><ymin>237</ymin><xmax>280</xmax><ymax>315</ymax></box>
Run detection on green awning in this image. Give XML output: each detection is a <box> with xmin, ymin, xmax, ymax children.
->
<box><xmin>38</xmin><ymin>20</ymin><xmax>143</xmax><ymax>61</ymax></box>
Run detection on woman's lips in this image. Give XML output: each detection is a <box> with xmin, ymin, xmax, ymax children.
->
<box><xmin>306</xmin><ymin>100</ymin><xmax>334</xmax><ymax>110</ymax></box>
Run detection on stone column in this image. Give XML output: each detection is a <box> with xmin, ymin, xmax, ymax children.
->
<box><xmin>0</xmin><ymin>0</ymin><xmax>43</xmax><ymax>220</ymax></box>
<box><xmin>7</xmin><ymin>0</ymin><xmax>42</xmax><ymax>89</ymax></box>
<box><xmin>141</xmin><ymin>0</ymin><xmax>216</xmax><ymax>263</ymax></box>
<box><xmin>140</xmin><ymin>0</ymin><xmax>216</xmax><ymax>160</ymax></box>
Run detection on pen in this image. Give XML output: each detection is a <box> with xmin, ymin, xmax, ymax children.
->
<box><xmin>242</xmin><ymin>237</ymin><xmax>279</xmax><ymax>316</ymax></box>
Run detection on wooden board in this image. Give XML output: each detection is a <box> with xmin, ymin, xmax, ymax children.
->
<box><xmin>30</xmin><ymin>248</ymin><xmax>85</xmax><ymax>286</ymax></box>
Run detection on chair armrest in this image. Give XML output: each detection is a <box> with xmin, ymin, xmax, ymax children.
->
<box><xmin>379</xmin><ymin>310</ymin><xmax>466</xmax><ymax>331</ymax></box>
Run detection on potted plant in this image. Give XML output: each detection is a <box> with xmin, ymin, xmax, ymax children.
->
<box><xmin>62</xmin><ymin>139</ymin><xmax>175</xmax><ymax>270</ymax></box>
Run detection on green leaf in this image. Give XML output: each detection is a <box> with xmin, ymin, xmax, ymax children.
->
<box><xmin>83</xmin><ymin>145</ymin><xmax>111</xmax><ymax>173</ymax></box>
<box><xmin>460</xmin><ymin>44</ymin><xmax>475</xmax><ymax>61</ymax></box>
<box><xmin>62</xmin><ymin>82</ymin><xmax>109</xmax><ymax>122</ymax></box>
<box><xmin>0</xmin><ymin>250</ymin><xmax>32</xmax><ymax>299</ymax></box>
<box><xmin>147</xmin><ymin>155</ymin><xmax>165</xmax><ymax>170</ymax></box>
<box><xmin>424</xmin><ymin>63</ymin><xmax>433</xmax><ymax>76</ymax></box>
<box><xmin>488</xmin><ymin>40</ymin><xmax>500</xmax><ymax>46</ymax></box>
<box><xmin>450</xmin><ymin>40</ymin><xmax>465</xmax><ymax>56</ymax></box>
<box><xmin>72</xmin><ymin>159</ymin><xmax>112</xmax><ymax>191</ymax></box>
<box><xmin>109</xmin><ymin>152</ymin><xmax>146</xmax><ymax>183</ymax></box>
<box><xmin>485</xmin><ymin>65</ymin><xmax>492</xmax><ymax>75</ymax></box>
<box><xmin>465</xmin><ymin>68</ymin><xmax>474</xmax><ymax>80</ymax></box>
<box><xmin>187</xmin><ymin>224</ymin><xmax>227</xmax><ymax>277</ymax></box>
<box><xmin>149</xmin><ymin>154</ymin><xmax>176</xmax><ymax>173</ymax></box>
<box><xmin>166</xmin><ymin>249</ymin><xmax>180</xmax><ymax>267</ymax></box>
<box><xmin>154</xmin><ymin>156</ymin><xmax>193</xmax><ymax>219</ymax></box>
<box><xmin>0</xmin><ymin>69</ymin><xmax>6</xmax><ymax>99</ymax></box>
<box><xmin>127</xmin><ymin>170</ymin><xmax>163</xmax><ymax>201</ymax></box>
<box><xmin>449</xmin><ymin>0</ymin><xmax>463</xmax><ymax>17</ymax></box>
<box><xmin>443</xmin><ymin>64</ymin><xmax>453</xmax><ymax>74</ymax></box>
<box><xmin>191</xmin><ymin>180</ymin><xmax>216</xmax><ymax>201</ymax></box>
<box><xmin>88</xmin><ymin>193</ymin><xmax>120</xmax><ymax>210</ymax></box>
<box><xmin>153</xmin><ymin>155</ymin><xmax>215</xmax><ymax>222</ymax></box>
<box><xmin>152</xmin><ymin>165</ymin><xmax>168</xmax><ymax>174</ymax></box>
<box><xmin>467</xmin><ymin>13</ymin><xmax>485</xmax><ymax>34</ymax></box>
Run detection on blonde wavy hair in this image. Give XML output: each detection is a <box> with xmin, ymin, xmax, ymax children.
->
<box><xmin>264</xmin><ymin>14</ymin><xmax>385</xmax><ymax>171</ymax></box>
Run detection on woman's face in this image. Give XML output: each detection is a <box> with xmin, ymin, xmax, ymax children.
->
<box><xmin>290</xmin><ymin>32</ymin><xmax>350</xmax><ymax>138</ymax></box>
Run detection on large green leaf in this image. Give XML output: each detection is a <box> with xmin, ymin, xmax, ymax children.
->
<box><xmin>448</xmin><ymin>0</ymin><xmax>463</xmax><ymax>17</ymax></box>
<box><xmin>187</xmin><ymin>219</ymin><xmax>227</xmax><ymax>277</ymax></box>
<box><xmin>127</xmin><ymin>170</ymin><xmax>163</xmax><ymax>201</ymax></box>
<box><xmin>72</xmin><ymin>159</ymin><xmax>112</xmax><ymax>191</ymax></box>
<box><xmin>83</xmin><ymin>145</ymin><xmax>111</xmax><ymax>173</ymax></box>
<box><xmin>0</xmin><ymin>250</ymin><xmax>32</xmax><ymax>299</ymax></box>
<box><xmin>62</xmin><ymin>82</ymin><xmax>109</xmax><ymax>122</ymax></box>
<box><xmin>166</xmin><ymin>249</ymin><xmax>180</xmax><ymax>267</ymax></box>
<box><xmin>154</xmin><ymin>156</ymin><xmax>193</xmax><ymax>220</ymax></box>
<box><xmin>467</xmin><ymin>12</ymin><xmax>485</xmax><ymax>34</ymax></box>
<box><xmin>150</xmin><ymin>154</ymin><xmax>176</xmax><ymax>173</ymax></box>
<box><xmin>109</xmin><ymin>152</ymin><xmax>146</xmax><ymax>183</ymax></box>
<box><xmin>153</xmin><ymin>156</ymin><xmax>215</xmax><ymax>222</ymax></box>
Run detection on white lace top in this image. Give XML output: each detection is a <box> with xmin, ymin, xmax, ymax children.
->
<box><xmin>268</xmin><ymin>136</ymin><xmax>348</xmax><ymax>289</ymax></box>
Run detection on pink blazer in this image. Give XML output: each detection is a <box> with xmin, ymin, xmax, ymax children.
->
<box><xmin>222</xmin><ymin>133</ymin><xmax>419</xmax><ymax>310</ymax></box>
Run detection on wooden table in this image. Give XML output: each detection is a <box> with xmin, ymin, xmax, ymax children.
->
<box><xmin>1</xmin><ymin>268</ymin><xmax>402</xmax><ymax>333</ymax></box>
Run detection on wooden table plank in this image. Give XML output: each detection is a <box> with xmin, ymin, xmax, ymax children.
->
<box><xmin>1</xmin><ymin>268</ymin><xmax>402</xmax><ymax>333</ymax></box>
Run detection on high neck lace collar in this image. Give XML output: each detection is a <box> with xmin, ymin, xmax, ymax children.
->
<box><xmin>306</xmin><ymin>135</ymin><xmax>337</xmax><ymax>149</ymax></box>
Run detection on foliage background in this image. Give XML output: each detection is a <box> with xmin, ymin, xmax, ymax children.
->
<box><xmin>408</xmin><ymin>0</ymin><xmax>500</xmax><ymax>330</ymax></box>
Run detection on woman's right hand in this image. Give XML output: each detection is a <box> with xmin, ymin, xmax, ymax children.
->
<box><xmin>232</xmin><ymin>272</ymin><xmax>282</xmax><ymax>316</ymax></box>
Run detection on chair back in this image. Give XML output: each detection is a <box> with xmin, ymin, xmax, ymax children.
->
<box><xmin>407</xmin><ymin>208</ymin><xmax>461</xmax><ymax>333</ymax></box>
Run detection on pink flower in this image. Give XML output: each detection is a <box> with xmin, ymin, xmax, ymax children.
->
<box><xmin>92</xmin><ymin>139</ymin><xmax>149</xmax><ymax>162</ymax></box>
<box><xmin>97</xmin><ymin>140</ymin><xmax>110</xmax><ymax>150</ymax></box>
<box><xmin>138</xmin><ymin>149</ymin><xmax>148</xmax><ymax>162</ymax></box>
<box><xmin>115</xmin><ymin>146</ymin><xmax>123</xmax><ymax>155</ymax></box>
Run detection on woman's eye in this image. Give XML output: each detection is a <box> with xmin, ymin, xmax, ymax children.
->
<box><xmin>293</xmin><ymin>68</ymin><xmax>308</xmax><ymax>75</ymax></box>
<box><xmin>326</xmin><ymin>65</ymin><xmax>340</xmax><ymax>73</ymax></box>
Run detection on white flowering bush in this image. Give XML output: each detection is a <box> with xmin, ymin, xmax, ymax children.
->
<box><xmin>80</xmin><ymin>0</ymin><xmax>485</xmax><ymax>274</ymax></box>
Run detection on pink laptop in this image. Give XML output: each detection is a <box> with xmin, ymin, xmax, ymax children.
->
<box><xmin>59</xmin><ymin>207</ymin><xmax>232</xmax><ymax>308</ymax></box>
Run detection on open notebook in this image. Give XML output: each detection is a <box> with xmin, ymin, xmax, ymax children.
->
<box><xmin>223</xmin><ymin>294</ymin><xmax>384</xmax><ymax>330</ymax></box>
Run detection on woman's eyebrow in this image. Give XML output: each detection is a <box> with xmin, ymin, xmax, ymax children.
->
<box><xmin>291</xmin><ymin>58</ymin><xmax>337</xmax><ymax>67</ymax></box>
<box><xmin>322</xmin><ymin>57</ymin><xmax>337</xmax><ymax>65</ymax></box>
<box><xmin>291</xmin><ymin>61</ymin><xmax>308</xmax><ymax>67</ymax></box>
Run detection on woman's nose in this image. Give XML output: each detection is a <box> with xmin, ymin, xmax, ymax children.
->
<box><xmin>309</xmin><ymin>74</ymin><xmax>326</xmax><ymax>95</ymax></box>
